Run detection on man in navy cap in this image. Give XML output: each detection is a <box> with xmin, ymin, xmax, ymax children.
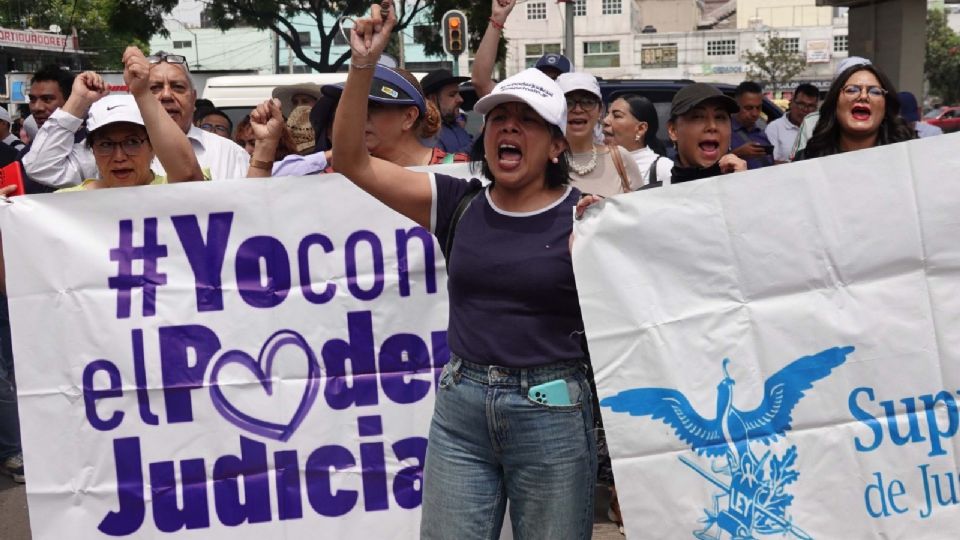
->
<box><xmin>898</xmin><ymin>91</ymin><xmax>942</xmax><ymax>138</ymax></box>
<box><xmin>420</xmin><ymin>69</ymin><xmax>472</xmax><ymax>153</ymax></box>
<box><xmin>535</xmin><ymin>53</ymin><xmax>571</xmax><ymax>80</ymax></box>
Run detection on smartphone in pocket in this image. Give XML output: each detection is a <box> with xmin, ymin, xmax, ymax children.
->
<box><xmin>528</xmin><ymin>379</ymin><xmax>572</xmax><ymax>406</ymax></box>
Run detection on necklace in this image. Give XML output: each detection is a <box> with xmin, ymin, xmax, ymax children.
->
<box><xmin>569</xmin><ymin>144</ymin><xmax>598</xmax><ymax>176</ymax></box>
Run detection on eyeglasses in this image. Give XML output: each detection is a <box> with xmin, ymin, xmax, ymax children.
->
<box><xmin>200</xmin><ymin>123</ymin><xmax>231</xmax><ymax>134</ymax></box>
<box><xmin>792</xmin><ymin>100</ymin><xmax>819</xmax><ymax>111</ymax></box>
<box><xmin>842</xmin><ymin>84</ymin><xmax>887</xmax><ymax>99</ymax></box>
<box><xmin>92</xmin><ymin>137</ymin><xmax>148</xmax><ymax>157</ymax></box>
<box><xmin>566</xmin><ymin>96</ymin><xmax>600</xmax><ymax>111</ymax></box>
<box><xmin>147</xmin><ymin>52</ymin><xmax>190</xmax><ymax>71</ymax></box>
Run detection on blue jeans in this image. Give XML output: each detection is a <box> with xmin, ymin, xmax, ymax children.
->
<box><xmin>421</xmin><ymin>355</ymin><xmax>596</xmax><ymax>540</ymax></box>
<box><xmin>0</xmin><ymin>293</ymin><xmax>20</xmax><ymax>460</ymax></box>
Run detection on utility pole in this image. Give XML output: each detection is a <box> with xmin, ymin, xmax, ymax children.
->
<box><xmin>398</xmin><ymin>31</ymin><xmax>406</xmax><ymax>69</ymax></box>
<box><xmin>273</xmin><ymin>31</ymin><xmax>280</xmax><ymax>74</ymax></box>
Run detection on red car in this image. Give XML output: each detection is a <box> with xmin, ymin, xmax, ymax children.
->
<box><xmin>923</xmin><ymin>107</ymin><xmax>960</xmax><ymax>133</ymax></box>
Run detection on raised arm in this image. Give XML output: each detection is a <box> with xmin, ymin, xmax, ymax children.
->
<box><xmin>471</xmin><ymin>0</ymin><xmax>516</xmax><ymax>98</ymax></box>
<box><xmin>123</xmin><ymin>47</ymin><xmax>203</xmax><ymax>183</ymax></box>
<box><xmin>246</xmin><ymin>99</ymin><xmax>285</xmax><ymax>178</ymax></box>
<box><xmin>21</xmin><ymin>72</ymin><xmax>104</xmax><ymax>187</ymax></box>
<box><xmin>331</xmin><ymin>0</ymin><xmax>432</xmax><ymax>228</ymax></box>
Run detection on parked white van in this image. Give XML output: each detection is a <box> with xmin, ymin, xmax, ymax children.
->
<box><xmin>201</xmin><ymin>73</ymin><xmax>349</xmax><ymax>127</ymax></box>
<box><xmin>201</xmin><ymin>71</ymin><xmax>426</xmax><ymax>128</ymax></box>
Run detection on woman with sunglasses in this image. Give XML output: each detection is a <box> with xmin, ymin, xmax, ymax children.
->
<box><xmin>334</xmin><ymin>3</ymin><xmax>595</xmax><ymax>538</ymax></box>
<box><xmin>55</xmin><ymin>48</ymin><xmax>203</xmax><ymax>191</ymax></box>
<box><xmin>559</xmin><ymin>72</ymin><xmax>643</xmax><ymax>196</ymax></box>
<box><xmin>602</xmin><ymin>93</ymin><xmax>674</xmax><ymax>185</ymax></box>
<box><xmin>795</xmin><ymin>63</ymin><xmax>914</xmax><ymax>160</ymax></box>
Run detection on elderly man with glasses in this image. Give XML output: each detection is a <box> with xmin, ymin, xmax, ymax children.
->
<box><xmin>765</xmin><ymin>83</ymin><xmax>820</xmax><ymax>164</ymax></box>
<box><xmin>22</xmin><ymin>50</ymin><xmax>250</xmax><ymax>188</ymax></box>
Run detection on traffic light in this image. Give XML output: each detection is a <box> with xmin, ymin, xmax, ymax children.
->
<box><xmin>442</xmin><ymin>10</ymin><xmax>468</xmax><ymax>58</ymax></box>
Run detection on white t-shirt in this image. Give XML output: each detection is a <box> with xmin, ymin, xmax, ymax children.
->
<box><xmin>2</xmin><ymin>133</ymin><xmax>23</xmax><ymax>149</ymax></box>
<box><xmin>791</xmin><ymin>112</ymin><xmax>819</xmax><ymax>160</ymax></box>
<box><xmin>916</xmin><ymin>122</ymin><xmax>943</xmax><ymax>138</ymax></box>
<box><xmin>629</xmin><ymin>147</ymin><xmax>673</xmax><ymax>185</ymax></box>
<box><xmin>764</xmin><ymin>115</ymin><xmax>802</xmax><ymax>162</ymax></box>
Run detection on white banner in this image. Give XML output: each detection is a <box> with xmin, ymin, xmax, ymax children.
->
<box><xmin>1</xmin><ymin>174</ymin><xmax>450</xmax><ymax>539</ymax></box>
<box><xmin>573</xmin><ymin>134</ymin><xmax>960</xmax><ymax>539</ymax></box>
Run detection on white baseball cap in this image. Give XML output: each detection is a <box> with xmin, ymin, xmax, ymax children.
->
<box><xmin>86</xmin><ymin>95</ymin><xmax>145</xmax><ymax>132</ymax></box>
<box><xmin>835</xmin><ymin>56</ymin><xmax>871</xmax><ymax>79</ymax></box>
<box><xmin>0</xmin><ymin>108</ymin><xmax>10</xmax><ymax>124</ymax></box>
<box><xmin>473</xmin><ymin>68</ymin><xmax>568</xmax><ymax>134</ymax></box>
<box><xmin>557</xmin><ymin>72</ymin><xmax>601</xmax><ymax>100</ymax></box>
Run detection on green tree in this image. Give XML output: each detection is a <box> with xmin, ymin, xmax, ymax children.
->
<box><xmin>926</xmin><ymin>9</ymin><xmax>960</xmax><ymax>104</ymax></box>
<box><xmin>202</xmin><ymin>0</ymin><xmax>430</xmax><ymax>72</ymax></box>
<box><xmin>0</xmin><ymin>0</ymin><xmax>176</xmax><ymax>69</ymax></box>
<box><xmin>744</xmin><ymin>33</ymin><xmax>807</xmax><ymax>95</ymax></box>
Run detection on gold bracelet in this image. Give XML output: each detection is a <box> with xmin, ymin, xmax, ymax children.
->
<box><xmin>250</xmin><ymin>158</ymin><xmax>273</xmax><ymax>170</ymax></box>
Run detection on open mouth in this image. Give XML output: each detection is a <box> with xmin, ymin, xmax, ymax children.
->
<box><xmin>851</xmin><ymin>104</ymin><xmax>871</xmax><ymax>121</ymax></box>
<box><xmin>111</xmin><ymin>168</ymin><xmax>136</xmax><ymax>180</ymax></box>
<box><xmin>568</xmin><ymin>118</ymin><xmax>590</xmax><ymax>129</ymax></box>
<box><xmin>698</xmin><ymin>140</ymin><xmax>720</xmax><ymax>157</ymax></box>
<box><xmin>497</xmin><ymin>143</ymin><xmax>523</xmax><ymax>171</ymax></box>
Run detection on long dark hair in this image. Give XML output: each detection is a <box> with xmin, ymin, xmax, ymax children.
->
<box><xmin>468</xmin><ymin>124</ymin><xmax>570</xmax><ymax>189</ymax></box>
<box><xmin>617</xmin><ymin>93</ymin><xmax>666</xmax><ymax>155</ymax></box>
<box><xmin>804</xmin><ymin>64</ymin><xmax>914</xmax><ymax>159</ymax></box>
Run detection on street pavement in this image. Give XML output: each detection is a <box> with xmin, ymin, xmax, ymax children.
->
<box><xmin>0</xmin><ymin>476</ymin><xmax>624</xmax><ymax>539</ymax></box>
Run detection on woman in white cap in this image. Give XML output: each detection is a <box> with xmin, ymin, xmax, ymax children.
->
<box><xmin>558</xmin><ymin>72</ymin><xmax>642</xmax><ymax>197</ymax></box>
<box><xmin>55</xmin><ymin>47</ymin><xmax>203</xmax><ymax>191</ymax></box>
<box><xmin>334</xmin><ymin>3</ymin><xmax>595</xmax><ymax>538</ymax></box>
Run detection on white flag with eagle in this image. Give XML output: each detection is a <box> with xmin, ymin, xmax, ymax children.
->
<box><xmin>573</xmin><ymin>134</ymin><xmax>960</xmax><ymax>539</ymax></box>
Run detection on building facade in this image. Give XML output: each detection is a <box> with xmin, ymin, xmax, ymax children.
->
<box><xmin>502</xmin><ymin>0</ymin><xmax>702</xmax><ymax>79</ymax></box>
<box><xmin>501</xmin><ymin>0</ymin><xmax>849</xmax><ymax>97</ymax></box>
<box><xmin>633</xmin><ymin>23</ymin><xmax>849</xmax><ymax>95</ymax></box>
<box><xmin>736</xmin><ymin>0</ymin><xmax>836</xmax><ymax>28</ymax></box>
<box><xmin>148</xmin><ymin>0</ymin><xmax>272</xmax><ymax>74</ymax></box>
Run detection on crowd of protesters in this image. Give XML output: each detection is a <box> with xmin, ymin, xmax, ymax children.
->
<box><xmin>0</xmin><ymin>0</ymin><xmax>945</xmax><ymax>537</ymax></box>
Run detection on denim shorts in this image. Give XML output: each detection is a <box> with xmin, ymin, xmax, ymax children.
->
<box><xmin>420</xmin><ymin>355</ymin><xmax>597</xmax><ymax>540</ymax></box>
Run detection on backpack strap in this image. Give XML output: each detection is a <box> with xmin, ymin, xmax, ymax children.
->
<box><xmin>607</xmin><ymin>144</ymin><xmax>631</xmax><ymax>193</ymax></box>
<box><xmin>648</xmin><ymin>156</ymin><xmax>660</xmax><ymax>185</ymax></box>
<box><xmin>639</xmin><ymin>179</ymin><xmax>663</xmax><ymax>191</ymax></box>
<box><xmin>443</xmin><ymin>183</ymin><xmax>484</xmax><ymax>270</ymax></box>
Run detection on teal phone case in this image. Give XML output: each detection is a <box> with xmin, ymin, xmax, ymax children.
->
<box><xmin>528</xmin><ymin>379</ymin><xmax>572</xmax><ymax>406</ymax></box>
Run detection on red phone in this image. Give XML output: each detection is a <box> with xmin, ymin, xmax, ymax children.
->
<box><xmin>0</xmin><ymin>161</ymin><xmax>25</xmax><ymax>197</ymax></box>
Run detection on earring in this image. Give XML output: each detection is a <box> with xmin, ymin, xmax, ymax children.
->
<box><xmin>551</xmin><ymin>156</ymin><xmax>559</xmax><ymax>164</ymax></box>
<box><xmin>634</xmin><ymin>133</ymin><xmax>642</xmax><ymax>141</ymax></box>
